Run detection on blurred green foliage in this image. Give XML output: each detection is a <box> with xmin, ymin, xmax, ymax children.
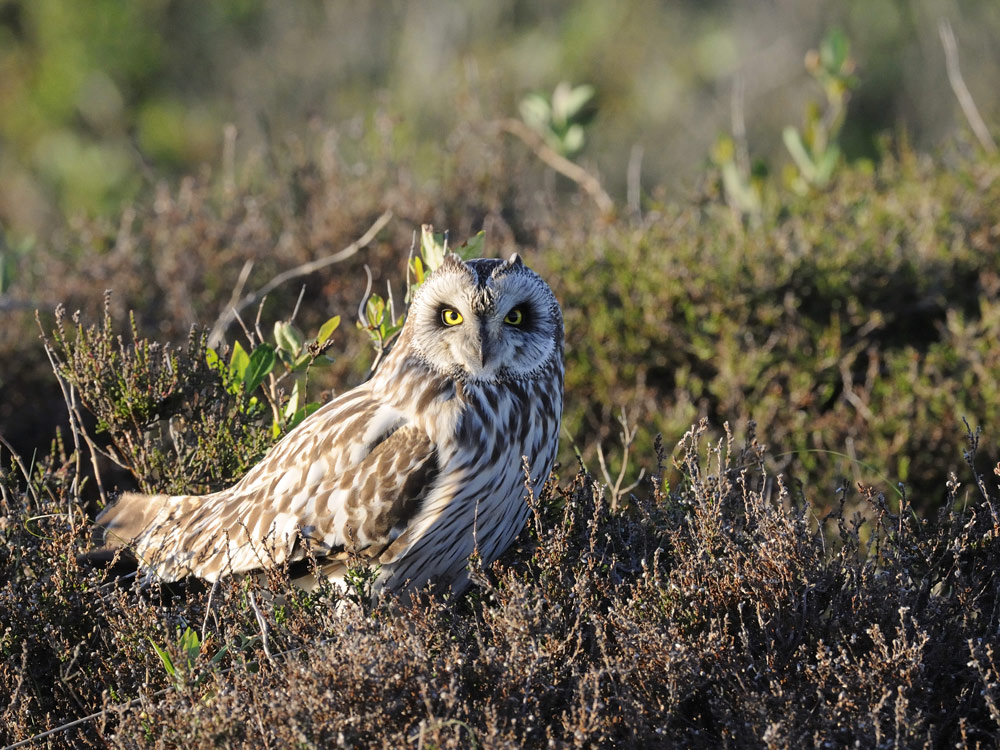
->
<box><xmin>547</xmin><ymin>143</ymin><xmax>1000</xmax><ymax>509</ymax></box>
<box><xmin>1</xmin><ymin>0</ymin><xmax>998</xmax><ymax>242</ymax></box>
<box><xmin>782</xmin><ymin>29</ymin><xmax>858</xmax><ymax>193</ymax></box>
<box><xmin>519</xmin><ymin>81</ymin><xmax>595</xmax><ymax>157</ymax></box>
<box><xmin>0</xmin><ymin>0</ymin><xmax>262</xmax><ymax>224</ymax></box>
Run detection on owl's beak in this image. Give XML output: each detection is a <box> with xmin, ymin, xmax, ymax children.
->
<box><xmin>477</xmin><ymin>324</ymin><xmax>496</xmax><ymax>369</ymax></box>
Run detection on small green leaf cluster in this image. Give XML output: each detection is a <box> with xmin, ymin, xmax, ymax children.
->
<box><xmin>782</xmin><ymin>29</ymin><xmax>858</xmax><ymax>193</ymax></box>
<box><xmin>42</xmin><ymin>295</ymin><xmax>341</xmax><ymax>495</ymax></box>
<box><xmin>206</xmin><ymin>315</ymin><xmax>340</xmax><ymax>438</ymax></box>
<box><xmin>149</xmin><ymin>626</ymin><xmax>228</xmax><ymax>690</ymax></box>
<box><xmin>519</xmin><ymin>82</ymin><xmax>596</xmax><ymax>158</ymax></box>
<box><xmin>714</xmin><ymin>29</ymin><xmax>859</xmax><ymax>221</ymax></box>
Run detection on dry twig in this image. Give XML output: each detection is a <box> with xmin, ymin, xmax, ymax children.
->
<box><xmin>939</xmin><ymin>20</ymin><xmax>998</xmax><ymax>155</ymax></box>
<box><xmin>497</xmin><ymin>118</ymin><xmax>614</xmax><ymax>214</ymax></box>
<box><xmin>209</xmin><ymin>209</ymin><xmax>392</xmax><ymax>347</ymax></box>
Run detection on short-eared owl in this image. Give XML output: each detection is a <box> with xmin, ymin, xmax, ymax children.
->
<box><xmin>93</xmin><ymin>253</ymin><xmax>564</xmax><ymax>599</ymax></box>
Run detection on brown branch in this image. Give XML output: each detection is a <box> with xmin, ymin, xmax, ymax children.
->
<box><xmin>498</xmin><ymin>118</ymin><xmax>614</xmax><ymax>214</ymax></box>
<box><xmin>209</xmin><ymin>209</ymin><xmax>393</xmax><ymax>347</ymax></box>
<box><xmin>939</xmin><ymin>20</ymin><xmax>997</xmax><ymax>155</ymax></box>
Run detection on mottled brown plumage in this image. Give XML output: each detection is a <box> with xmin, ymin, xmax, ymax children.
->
<box><xmin>93</xmin><ymin>253</ymin><xmax>564</xmax><ymax>599</ymax></box>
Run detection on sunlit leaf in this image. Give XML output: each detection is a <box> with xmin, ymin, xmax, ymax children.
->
<box><xmin>287</xmin><ymin>402</ymin><xmax>321</xmax><ymax>430</ymax></box>
<box><xmin>316</xmin><ymin>315</ymin><xmax>340</xmax><ymax>346</ymax></box>
<box><xmin>563</xmin><ymin>83</ymin><xmax>595</xmax><ymax>121</ymax></box>
<box><xmin>149</xmin><ymin>639</ymin><xmax>176</xmax><ymax>678</ymax></box>
<box><xmin>782</xmin><ymin>126</ymin><xmax>816</xmax><ymax>181</ymax></box>
<box><xmin>243</xmin><ymin>343</ymin><xmax>276</xmax><ymax>392</ymax></box>
<box><xmin>518</xmin><ymin>93</ymin><xmax>551</xmax><ymax>133</ymax></box>
<box><xmin>228</xmin><ymin>341</ymin><xmax>249</xmax><ymax>382</ymax></box>
<box><xmin>205</xmin><ymin>347</ymin><xmax>221</xmax><ymax>370</ymax></box>
<box><xmin>562</xmin><ymin>124</ymin><xmax>585</xmax><ymax>156</ymax></box>
<box><xmin>456</xmin><ymin>231</ymin><xmax>485</xmax><ymax>260</ymax></box>
<box><xmin>283</xmin><ymin>380</ymin><xmax>301</xmax><ymax>420</ymax></box>
<box><xmin>821</xmin><ymin>29</ymin><xmax>849</xmax><ymax>72</ymax></box>
<box><xmin>178</xmin><ymin>627</ymin><xmax>201</xmax><ymax>670</ymax></box>
<box><xmin>274</xmin><ymin>321</ymin><xmax>304</xmax><ymax>355</ymax></box>
<box><xmin>366</xmin><ymin>294</ymin><xmax>386</xmax><ymax>328</ymax></box>
<box><xmin>420</xmin><ymin>224</ymin><xmax>448</xmax><ymax>271</ymax></box>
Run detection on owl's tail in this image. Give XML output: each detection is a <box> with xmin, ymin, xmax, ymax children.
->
<box><xmin>80</xmin><ymin>489</ymin><xmax>303</xmax><ymax>583</ymax></box>
<box><xmin>77</xmin><ymin>492</ymin><xmax>188</xmax><ymax>581</ymax></box>
<box><xmin>94</xmin><ymin>492</ymin><xmax>174</xmax><ymax>549</ymax></box>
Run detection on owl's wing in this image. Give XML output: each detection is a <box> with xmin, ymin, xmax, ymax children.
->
<box><xmin>94</xmin><ymin>390</ymin><xmax>439</xmax><ymax>583</ymax></box>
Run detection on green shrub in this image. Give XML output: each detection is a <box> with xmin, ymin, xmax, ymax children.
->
<box><xmin>547</xmin><ymin>146</ymin><xmax>1000</xmax><ymax>513</ymax></box>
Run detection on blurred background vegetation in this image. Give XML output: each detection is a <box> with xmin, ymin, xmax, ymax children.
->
<box><xmin>1</xmin><ymin>0</ymin><xmax>998</xmax><ymax>239</ymax></box>
<box><xmin>1</xmin><ymin>0</ymin><xmax>1000</xmax><ymax>516</ymax></box>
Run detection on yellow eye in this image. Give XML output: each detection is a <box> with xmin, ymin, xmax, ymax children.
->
<box><xmin>504</xmin><ymin>308</ymin><xmax>524</xmax><ymax>326</ymax></box>
<box><xmin>441</xmin><ymin>308</ymin><xmax>463</xmax><ymax>326</ymax></box>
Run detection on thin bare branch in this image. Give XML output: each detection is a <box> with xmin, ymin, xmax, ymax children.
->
<box><xmin>357</xmin><ymin>264</ymin><xmax>374</xmax><ymax>329</ymax></box>
<box><xmin>247</xmin><ymin>589</ymin><xmax>274</xmax><ymax>663</ymax></box>
<box><xmin>939</xmin><ymin>20</ymin><xmax>998</xmax><ymax>155</ymax></box>
<box><xmin>498</xmin><ymin>118</ymin><xmax>614</xmax><ymax>214</ymax></box>
<box><xmin>39</xmin><ymin>336</ymin><xmax>107</xmax><ymax>509</ymax></box>
<box><xmin>223</xmin><ymin>258</ymin><xmax>255</xmax><ymax>329</ymax></box>
<box><xmin>209</xmin><ymin>209</ymin><xmax>392</xmax><ymax>347</ymax></box>
<box><xmin>595</xmin><ymin>410</ymin><xmax>646</xmax><ymax>511</ymax></box>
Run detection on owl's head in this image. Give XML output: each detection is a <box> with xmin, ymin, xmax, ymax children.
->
<box><xmin>406</xmin><ymin>253</ymin><xmax>563</xmax><ymax>383</ymax></box>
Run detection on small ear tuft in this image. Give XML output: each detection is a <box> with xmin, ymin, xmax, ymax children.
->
<box><xmin>494</xmin><ymin>253</ymin><xmax>525</xmax><ymax>277</ymax></box>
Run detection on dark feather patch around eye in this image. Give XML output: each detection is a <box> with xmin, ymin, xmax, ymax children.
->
<box><xmin>504</xmin><ymin>303</ymin><xmax>534</xmax><ymax>329</ymax></box>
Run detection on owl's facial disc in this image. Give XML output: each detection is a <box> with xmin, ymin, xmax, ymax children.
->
<box><xmin>410</xmin><ymin>255</ymin><xmax>561</xmax><ymax>382</ymax></box>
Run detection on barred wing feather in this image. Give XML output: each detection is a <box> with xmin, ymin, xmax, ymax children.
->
<box><xmin>94</xmin><ymin>389</ymin><xmax>438</xmax><ymax>584</ymax></box>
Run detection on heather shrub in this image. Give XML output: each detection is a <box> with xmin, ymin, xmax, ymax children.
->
<box><xmin>2</xmin><ymin>65</ymin><xmax>1000</xmax><ymax>747</ymax></box>
<box><xmin>547</xmin><ymin>147</ymin><xmax>1000</xmax><ymax>512</ymax></box>
<box><xmin>3</xmin><ymin>420</ymin><xmax>1000</xmax><ymax>747</ymax></box>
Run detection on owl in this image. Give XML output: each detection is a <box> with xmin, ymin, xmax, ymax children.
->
<box><xmin>92</xmin><ymin>253</ymin><xmax>564</xmax><ymax>600</ymax></box>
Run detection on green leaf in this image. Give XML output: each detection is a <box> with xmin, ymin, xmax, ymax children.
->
<box><xmin>519</xmin><ymin>93</ymin><xmax>551</xmax><ymax>133</ymax></box>
<box><xmin>149</xmin><ymin>638</ymin><xmax>176</xmax><ymax>678</ymax></box>
<box><xmin>178</xmin><ymin>627</ymin><xmax>201</xmax><ymax>670</ymax></box>
<box><xmin>821</xmin><ymin>29</ymin><xmax>848</xmax><ymax>73</ymax></box>
<box><xmin>316</xmin><ymin>315</ymin><xmax>341</xmax><ymax>346</ymax></box>
<box><xmin>815</xmin><ymin>144</ymin><xmax>840</xmax><ymax>184</ymax></box>
<box><xmin>420</xmin><ymin>224</ymin><xmax>448</xmax><ymax>271</ymax></box>
<box><xmin>243</xmin><ymin>343</ymin><xmax>276</xmax><ymax>392</ymax></box>
<box><xmin>205</xmin><ymin>347</ymin><xmax>221</xmax><ymax>370</ymax></box>
<box><xmin>411</xmin><ymin>255</ymin><xmax>426</xmax><ymax>285</ymax></box>
<box><xmin>228</xmin><ymin>341</ymin><xmax>250</xmax><ymax>383</ymax></box>
<box><xmin>274</xmin><ymin>321</ymin><xmax>305</xmax><ymax>355</ymax></box>
<box><xmin>782</xmin><ymin>126</ymin><xmax>816</xmax><ymax>181</ymax></box>
<box><xmin>456</xmin><ymin>231</ymin><xmax>486</xmax><ymax>260</ymax></box>
<box><xmin>208</xmin><ymin>643</ymin><xmax>230</xmax><ymax>667</ymax></box>
<box><xmin>283</xmin><ymin>380</ymin><xmax>301</xmax><ymax>420</ymax></box>
<box><xmin>562</xmin><ymin>123</ymin><xmax>585</xmax><ymax>156</ymax></box>
<box><xmin>366</xmin><ymin>294</ymin><xmax>387</xmax><ymax>328</ymax></box>
<box><xmin>287</xmin><ymin>402</ymin><xmax>321</xmax><ymax>430</ymax></box>
<box><xmin>563</xmin><ymin>83</ymin><xmax>595</xmax><ymax>121</ymax></box>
